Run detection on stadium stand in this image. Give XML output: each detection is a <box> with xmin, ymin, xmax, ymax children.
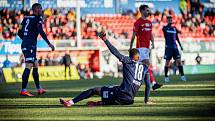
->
<box><xmin>1</xmin><ymin>7</ymin><xmax>214</xmax><ymax>42</ymax></box>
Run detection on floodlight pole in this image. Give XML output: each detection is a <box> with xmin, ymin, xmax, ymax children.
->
<box><xmin>76</xmin><ymin>0</ymin><xmax>81</xmax><ymax>48</ymax></box>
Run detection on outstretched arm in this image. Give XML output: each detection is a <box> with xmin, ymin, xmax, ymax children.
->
<box><xmin>98</xmin><ymin>32</ymin><xmax>124</xmax><ymax>60</ymax></box>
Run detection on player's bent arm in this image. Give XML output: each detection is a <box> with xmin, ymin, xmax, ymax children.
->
<box><xmin>17</xmin><ymin>22</ymin><xmax>24</xmax><ymax>40</ymax></box>
<box><xmin>129</xmin><ymin>32</ymin><xmax>136</xmax><ymax>50</ymax></box>
<box><xmin>38</xmin><ymin>24</ymin><xmax>51</xmax><ymax>45</ymax></box>
<box><xmin>176</xmin><ymin>33</ymin><xmax>183</xmax><ymax>50</ymax></box>
<box><xmin>104</xmin><ymin>40</ymin><xmax>124</xmax><ymax>60</ymax></box>
<box><xmin>17</xmin><ymin>29</ymin><xmax>23</xmax><ymax>40</ymax></box>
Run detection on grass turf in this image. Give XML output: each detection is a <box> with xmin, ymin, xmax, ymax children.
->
<box><xmin>0</xmin><ymin>74</ymin><xmax>215</xmax><ymax>121</ymax></box>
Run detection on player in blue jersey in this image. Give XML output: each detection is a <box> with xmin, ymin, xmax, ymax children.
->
<box><xmin>18</xmin><ymin>3</ymin><xmax>55</xmax><ymax>96</ymax></box>
<box><xmin>163</xmin><ymin>15</ymin><xmax>186</xmax><ymax>82</ymax></box>
<box><xmin>59</xmin><ymin>31</ymin><xmax>152</xmax><ymax>107</ymax></box>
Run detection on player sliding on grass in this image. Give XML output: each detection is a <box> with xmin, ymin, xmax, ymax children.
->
<box><xmin>59</xmin><ymin>31</ymin><xmax>153</xmax><ymax>107</ymax></box>
<box><xmin>129</xmin><ymin>4</ymin><xmax>162</xmax><ymax>91</ymax></box>
<box><xmin>18</xmin><ymin>3</ymin><xmax>55</xmax><ymax>96</ymax></box>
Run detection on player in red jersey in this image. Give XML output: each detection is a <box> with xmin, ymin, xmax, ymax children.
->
<box><xmin>129</xmin><ymin>4</ymin><xmax>162</xmax><ymax>91</ymax></box>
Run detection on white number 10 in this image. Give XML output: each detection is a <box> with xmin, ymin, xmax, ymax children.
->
<box><xmin>134</xmin><ymin>63</ymin><xmax>144</xmax><ymax>80</ymax></box>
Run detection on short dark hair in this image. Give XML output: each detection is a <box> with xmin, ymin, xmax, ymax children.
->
<box><xmin>129</xmin><ymin>48</ymin><xmax>139</xmax><ymax>58</ymax></box>
<box><xmin>139</xmin><ymin>4</ymin><xmax>149</xmax><ymax>12</ymax></box>
<box><xmin>32</xmin><ymin>3</ymin><xmax>41</xmax><ymax>11</ymax></box>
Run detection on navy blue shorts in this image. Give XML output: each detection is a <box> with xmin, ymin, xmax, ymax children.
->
<box><xmin>101</xmin><ymin>86</ymin><xmax>133</xmax><ymax>105</ymax></box>
<box><xmin>21</xmin><ymin>46</ymin><xmax>37</xmax><ymax>63</ymax></box>
<box><xmin>164</xmin><ymin>47</ymin><xmax>181</xmax><ymax>60</ymax></box>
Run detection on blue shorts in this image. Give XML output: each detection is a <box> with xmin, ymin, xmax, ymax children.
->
<box><xmin>164</xmin><ymin>47</ymin><xmax>181</xmax><ymax>60</ymax></box>
<box><xmin>101</xmin><ymin>86</ymin><xmax>133</xmax><ymax>105</ymax></box>
<box><xmin>137</xmin><ymin>48</ymin><xmax>150</xmax><ymax>61</ymax></box>
<box><xmin>21</xmin><ymin>46</ymin><xmax>37</xmax><ymax>63</ymax></box>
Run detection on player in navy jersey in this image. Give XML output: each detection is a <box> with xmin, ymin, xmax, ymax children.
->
<box><xmin>18</xmin><ymin>3</ymin><xmax>55</xmax><ymax>96</ymax></box>
<box><xmin>59</xmin><ymin>31</ymin><xmax>152</xmax><ymax>107</ymax></box>
<box><xmin>163</xmin><ymin>15</ymin><xmax>186</xmax><ymax>82</ymax></box>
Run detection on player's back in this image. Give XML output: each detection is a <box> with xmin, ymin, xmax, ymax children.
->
<box><xmin>21</xmin><ymin>15</ymin><xmax>41</xmax><ymax>47</ymax></box>
<box><xmin>163</xmin><ymin>25</ymin><xmax>177</xmax><ymax>48</ymax></box>
<box><xmin>119</xmin><ymin>59</ymin><xmax>148</xmax><ymax>100</ymax></box>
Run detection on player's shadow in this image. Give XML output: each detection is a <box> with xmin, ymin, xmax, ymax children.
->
<box><xmin>89</xmin><ymin>107</ymin><xmax>215</xmax><ymax>117</ymax></box>
<box><xmin>0</xmin><ymin>89</ymin><xmax>214</xmax><ymax>98</ymax></box>
<box><xmin>0</xmin><ymin>104</ymin><xmax>86</xmax><ymax>109</ymax></box>
<box><xmin>135</xmin><ymin>89</ymin><xmax>215</xmax><ymax>97</ymax></box>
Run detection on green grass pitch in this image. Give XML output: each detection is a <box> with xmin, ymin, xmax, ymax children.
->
<box><xmin>0</xmin><ymin>74</ymin><xmax>215</xmax><ymax>121</ymax></box>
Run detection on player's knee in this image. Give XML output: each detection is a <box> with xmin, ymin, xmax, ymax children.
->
<box><xmin>142</xmin><ymin>60</ymin><xmax>150</xmax><ymax>66</ymax></box>
<box><xmin>91</xmin><ymin>87</ymin><xmax>101</xmax><ymax>95</ymax></box>
<box><xmin>165</xmin><ymin>61</ymin><xmax>170</xmax><ymax>67</ymax></box>
<box><xmin>25</xmin><ymin>63</ymin><xmax>33</xmax><ymax>69</ymax></box>
<box><xmin>176</xmin><ymin>60</ymin><xmax>182</xmax><ymax>66</ymax></box>
<box><xmin>33</xmin><ymin>62</ymin><xmax>39</xmax><ymax>68</ymax></box>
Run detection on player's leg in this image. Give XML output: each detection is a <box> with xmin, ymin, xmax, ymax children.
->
<box><xmin>68</xmin><ymin>65</ymin><xmax>71</xmax><ymax>77</ymax></box>
<box><xmin>174</xmin><ymin>49</ymin><xmax>186</xmax><ymax>81</ymax></box>
<box><xmin>164</xmin><ymin>48</ymin><xmax>172</xmax><ymax>83</ymax></box>
<box><xmin>20</xmin><ymin>47</ymin><xmax>34</xmax><ymax>96</ymax></box>
<box><xmin>164</xmin><ymin>60</ymin><xmax>171</xmax><ymax>82</ymax></box>
<box><xmin>33</xmin><ymin>61</ymin><xmax>46</xmax><ymax>94</ymax></box>
<box><xmin>144</xmin><ymin>72</ymin><xmax>153</xmax><ymax>104</ymax></box>
<box><xmin>64</xmin><ymin>65</ymin><xmax>67</xmax><ymax>77</ymax></box>
<box><xmin>176</xmin><ymin>59</ymin><xmax>186</xmax><ymax>81</ymax></box>
<box><xmin>20</xmin><ymin>62</ymin><xmax>34</xmax><ymax>96</ymax></box>
<box><xmin>147</xmin><ymin>65</ymin><xmax>163</xmax><ymax>90</ymax></box>
<box><xmin>59</xmin><ymin>87</ymin><xmax>102</xmax><ymax>107</ymax></box>
<box><xmin>138</xmin><ymin>48</ymin><xmax>162</xmax><ymax>90</ymax></box>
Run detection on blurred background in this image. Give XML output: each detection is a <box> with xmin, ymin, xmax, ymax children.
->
<box><xmin>0</xmin><ymin>0</ymin><xmax>214</xmax><ymax>82</ymax></box>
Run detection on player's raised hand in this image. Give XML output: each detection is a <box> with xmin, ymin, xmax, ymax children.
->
<box><xmin>98</xmin><ymin>31</ymin><xmax>107</xmax><ymax>41</ymax></box>
<box><xmin>49</xmin><ymin>44</ymin><xmax>55</xmax><ymax>51</ymax></box>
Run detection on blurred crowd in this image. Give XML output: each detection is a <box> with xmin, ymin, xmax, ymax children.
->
<box><xmin>0</xmin><ymin>1</ymin><xmax>214</xmax><ymax>41</ymax></box>
<box><xmin>156</xmin><ymin>0</ymin><xmax>214</xmax><ymax>37</ymax></box>
<box><xmin>0</xmin><ymin>8</ymin><xmax>97</xmax><ymax>40</ymax></box>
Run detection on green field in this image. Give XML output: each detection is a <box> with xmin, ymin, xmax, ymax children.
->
<box><xmin>0</xmin><ymin>74</ymin><xmax>215</xmax><ymax>121</ymax></box>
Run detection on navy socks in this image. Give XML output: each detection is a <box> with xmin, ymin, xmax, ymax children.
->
<box><xmin>73</xmin><ymin>88</ymin><xmax>96</xmax><ymax>103</ymax></box>
<box><xmin>22</xmin><ymin>68</ymin><xmax>31</xmax><ymax>90</ymax></box>
<box><xmin>178</xmin><ymin>66</ymin><xmax>184</xmax><ymax>76</ymax></box>
<box><xmin>33</xmin><ymin>68</ymin><xmax>41</xmax><ymax>89</ymax></box>
<box><xmin>164</xmin><ymin>66</ymin><xmax>169</xmax><ymax>77</ymax></box>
